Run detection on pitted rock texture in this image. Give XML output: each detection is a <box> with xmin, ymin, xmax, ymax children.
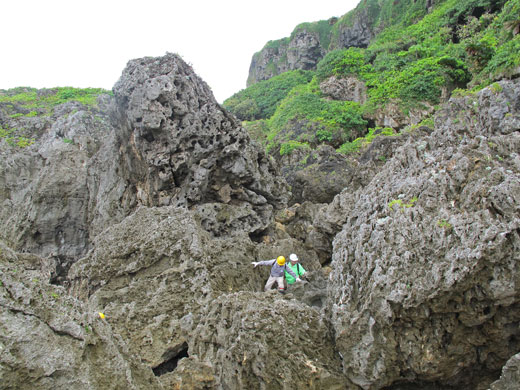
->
<box><xmin>282</xmin><ymin>129</ymin><xmax>426</xmax><ymax>264</ymax></box>
<box><xmin>68</xmin><ymin>206</ymin><xmax>322</xmax><ymax>376</ymax></box>
<box><xmin>68</xmin><ymin>206</ymin><xmax>255</xmax><ymax>367</ymax></box>
<box><xmin>489</xmin><ymin>353</ymin><xmax>520</xmax><ymax>390</ymax></box>
<box><xmin>187</xmin><ymin>291</ymin><xmax>352</xmax><ymax>389</ymax></box>
<box><xmin>0</xmin><ymin>98</ymin><xmax>120</xmax><ymax>281</ymax></box>
<box><xmin>329</xmin><ymin>8</ymin><xmax>374</xmax><ymax>50</ymax></box>
<box><xmin>281</xmin><ymin>145</ymin><xmax>363</xmax><ymax>205</ymax></box>
<box><xmin>0</xmin><ymin>241</ymin><xmax>161</xmax><ymax>390</ymax></box>
<box><xmin>326</xmin><ymin>79</ymin><xmax>520</xmax><ymax>389</ymax></box>
<box><xmin>0</xmin><ymin>53</ymin><xmax>289</xmax><ymax>280</ymax></box>
<box><xmin>368</xmin><ymin>99</ymin><xmax>436</xmax><ymax>129</ymax></box>
<box><xmin>113</xmin><ymin>53</ymin><xmax>289</xmax><ymax>236</ymax></box>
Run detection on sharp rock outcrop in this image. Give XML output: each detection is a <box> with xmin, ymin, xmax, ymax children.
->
<box><xmin>325</xmin><ymin>78</ymin><xmax>520</xmax><ymax>389</ymax></box>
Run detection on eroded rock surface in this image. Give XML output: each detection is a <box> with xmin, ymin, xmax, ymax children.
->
<box><xmin>112</xmin><ymin>53</ymin><xmax>289</xmax><ymax>237</ymax></box>
<box><xmin>326</xmin><ymin>79</ymin><xmax>520</xmax><ymax>389</ymax></box>
<box><xmin>0</xmin><ymin>241</ymin><xmax>161</xmax><ymax>390</ymax></box>
<box><xmin>188</xmin><ymin>291</ymin><xmax>352</xmax><ymax>389</ymax></box>
<box><xmin>320</xmin><ymin>76</ymin><xmax>367</xmax><ymax>104</ymax></box>
<box><xmin>489</xmin><ymin>353</ymin><xmax>520</xmax><ymax>390</ymax></box>
<box><xmin>2</xmin><ymin>51</ymin><xmax>520</xmax><ymax>390</ymax></box>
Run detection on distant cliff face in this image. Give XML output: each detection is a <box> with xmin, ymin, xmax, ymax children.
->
<box><xmin>247</xmin><ymin>6</ymin><xmax>377</xmax><ymax>86</ymax></box>
<box><xmin>247</xmin><ymin>0</ymin><xmax>436</xmax><ymax>86</ymax></box>
<box><xmin>247</xmin><ymin>27</ymin><xmax>330</xmax><ymax>86</ymax></box>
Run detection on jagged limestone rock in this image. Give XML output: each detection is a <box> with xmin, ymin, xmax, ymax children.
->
<box><xmin>68</xmin><ymin>206</ymin><xmax>257</xmax><ymax>367</ymax></box>
<box><xmin>247</xmin><ymin>28</ymin><xmax>328</xmax><ymax>86</ymax></box>
<box><xmin>0</xmin><ymin>241</ymin><xmax>161</xmax><ymax>390</ymax></box>
<box><xmin>187</xmin><ymin>291</ymin><xmax>353</xmax><ymax>389</ymax></box>
<box><xmin>0</xmin><ymin>99</ymin><xmax>117</xmax><ymax>280</ymax></box>
<box><xmin>326</xmin><ymin>79</ymin><xmax>520</xmax><ymax>389</ymax></box>
<box><xmin>320</xmin><ymin>76</ymin><xmax>367</xmax><ymax>104</ymax></box>
<box><xmin>112</xmin><ymin>53</ymin><xmax>289</xmax><ymax>237</ymax></box>
<box><xmin>68</xmin><ymin>205</ymin><xmax>343</xmax><ymax>388</ymax></box>
<box><xmin>489</xmin><ymin>353</ymin><xmax>520</xmax><ymax>390</ymax></box>
<box><xmin>0</xmin><ymin>53</ymin><xmax>290</xmax><ymax>283</ymax></box>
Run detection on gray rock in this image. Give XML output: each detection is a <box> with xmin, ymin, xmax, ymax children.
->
<box><xmin>0</xmin><ymin>241</ymin><xmax>162</xmax><ymax>390</ymax></box>
<box><xmin>187</xmin><ymin>291</ymin><xmax>352</xmax><ymax>389</ymax></box>
<box><xmin>489</xmin><ymin>353</ymin><xmax>520</xmax><ymax>390</ymax></box>
<box><xmin>320</xmin><ymin>76</ymin><xmax>367</xmax><ymax>104</ymax></box>
<box><xmin>330</xmin><ymin>8</ymin><xmax>375</xmax><ymax>50</ymax></box>
<box><xmin>324</xmin><ymin>79</ymin><xmax>520</xmax><ymax>389</ymax></box>
<box><xmin>0</xmin><ymin>98</ymin><xmax>116</xmax><ymax>282</ymax></box>
<box><xmin>68</xmin><ymin>206</ymin><xmax>258</xmax><ymax>367</ymax></box>
<box><xmin>112</xmin><ymin>53</ymin><xmax>289</xmax><ymax>237</ymax></box>
<box><xmin>0</xmin><ymin>53</ymin><xmax>289</xmax><ymax>283</ymax></box>
<box><xmin>68</xmin><ymin>205</ymin><xmax>346</xmax><ymax>388</ymax></box>
<box><xmin>248</xmin><ymin>28</ymin><xmax>327</xmax><ymax>86</ymax></box>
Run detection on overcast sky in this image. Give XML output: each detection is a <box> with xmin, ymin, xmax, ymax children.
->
<box><xmin>1</xmin><ymin>0</ymin><xmax>358</xmax><ymax>102</ymax></box>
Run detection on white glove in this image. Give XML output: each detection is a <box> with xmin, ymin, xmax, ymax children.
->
<box><xmin>296</xmin><ymin>278</ymin><xmax>302</xmax><ymax>282</ymax></box>
<box><xmin>251</xmin><ymin>262</ymin><xmax>258</xmax><ymax>267</ymax></box>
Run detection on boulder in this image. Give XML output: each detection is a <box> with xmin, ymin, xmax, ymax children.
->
<box><xmin>68</xmin><ymin>205</ymin><xmax>343</xmax><ymax>388</ymax></box>
<box><xmin>0</xmin><ymin>241</ymin><xmax>161</xmax><ymax>390</ymax></box>
<box><xmin>489</xmin><ymin>353</ymin><xmax>520</xmax><ymax>390</ymax></box>
<box><xmin>320</xmin><ymin>76</ymin><xmax>367</xmax><ymax>104</ymax></box>
<box><xmin>326</xmin><ymin>79</ymin><xmax>520</xmax><ymax>389</ymax></box>
<box><xmin>112</xmin><ymin>53</ymin><xmax>289</xmax><ymax>237</ymax></box>
<box><xmin>0</xmin><ymin>98</ymin><xmax>119</xmax><ymax>282</ymax></box>
<box><xmin>247</xmin><ymin>28</ymin><xmax>327</xmax><ymax>86</ymax></box>
<box><xmin>187</xmin><ymin>291</ymin><xmax>352</xmax><ymax>389</ymax></box>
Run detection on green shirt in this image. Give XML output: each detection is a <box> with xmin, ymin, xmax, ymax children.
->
<box><xmin>285</xmin><ymin>263</ymin><xmax>306</xmax><ymax>284</ymax></box>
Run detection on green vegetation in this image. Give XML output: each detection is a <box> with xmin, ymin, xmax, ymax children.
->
<box><xmin>291</xmin><ymin>19</ymin><xmax>334</xmax><ymax>51</ymax></box>
<box><xmin>437</xmin><ymin>219</ymin><xmax>453</xmax><ymax>229</ymax></box>
<box><xmin>227</xmin><ymin>0</ymin><xmax>519</xmax><ymax>158</ymax></box>
<box><xmin>0</xmin><ymin>125</ymin><xmax>34</xmax><ymax>148</ymax></box>
<box><xmin>0</xmin><ymin>87</ymin><xmax>111</xmax><ymax>107</ymax></box>
<box><xmin>265</xmin><ymin>81</ymin><xmax>367</xmax><ymax>153</ymax></box>
<box><xmin>388</xmin><ymin>196</ymin><xmax>418</xmax><ymax>211</ymax></box>
<box><xmin>337</xmin><ymin>127</ymin><xmax>397</xmax><ymax>155</ymax></box>
<box><xmin>0</xmin><ymin>87</ymin><xmax>111</xmax><ymax>148</ymax></box>
<box><xmin>279</xmin><ymin>140</ymin><xmax>310</xmax><ymax>156</ymax></box>
<box><xmin>224</xmin><ymin>70</ymin><xmax>314</xmax><ymax>120</ymax></box>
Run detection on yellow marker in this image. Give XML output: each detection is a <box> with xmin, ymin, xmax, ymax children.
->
<box><xmin>98</xmin><ymin>312</ymin><xmax>105</xmax><ymax>319</ymax></box>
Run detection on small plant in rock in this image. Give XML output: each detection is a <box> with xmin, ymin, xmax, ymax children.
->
<box><xmin>490</xmin><ymin>82</ymin><xmax>503</xmax><ymax>94</ymax></box>
<box><xmin>388</xmin><ymin>197</ymin><xmax>418</xmax><ymax>211</ymax></box>
<box><xmin>0</xmin><ymin>125</ymin><xmax>35</xmax><ymax>148</ymax></box>
<box><xmin>437</xmin><ymin>219</ymin><xmax>453</xmax><ymax>230</ymax></box>
<box><xmin>388</xmin><ymin>199</ymin><xmax>403</xmax><ymax>210</ymax></box>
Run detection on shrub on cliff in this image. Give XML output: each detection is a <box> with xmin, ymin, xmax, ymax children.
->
<box><xmin>266</xmin><ymin>81</ymin><xmax>367</xmax><ymax>154</ymax></box>
<box><xmin>223</xmin><ymin>70</ymin><xmax>314</xmax><ymax>121</ymax></box>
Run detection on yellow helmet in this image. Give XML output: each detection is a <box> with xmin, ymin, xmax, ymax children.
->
<box><xmin>277</xmin><ymin>256</ymin><xmax>286</xmax><ymax>266</ymax></box>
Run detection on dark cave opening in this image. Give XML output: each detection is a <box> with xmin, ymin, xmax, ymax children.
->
<box><xmin>249</xmin><ymin>228</ymin><xmax>268</xmax><ymax>243</ymax></box>
<box><xmin>152</xmin><ymin>343</ymin><xmax>189</xmax><ymax>377</ymax></box>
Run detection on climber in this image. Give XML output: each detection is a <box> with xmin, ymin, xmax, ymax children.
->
<box><xmin>252</xmin><ymin>256</ymin><xmax>301</xmax><ymax>293</ymax></box>
<box><xmin>284</xmin><ymin>253</ymin><xmax>306</xmax><ymax>287</ymax></box>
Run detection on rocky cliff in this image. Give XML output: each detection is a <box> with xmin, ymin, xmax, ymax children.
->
<box><xmin>246</xmin><ymin>0</ymin><xmax>403</xmax><ymax>86</ymax></box>
<box><xmin>247</xmin><ymin>19</ymin><xmax>335</xmax><ymax>86</ymax></box>
<box><xmin>1</xmin><ymin>52</ymin><xmax>519</xmax><ymax>390</ymax></box>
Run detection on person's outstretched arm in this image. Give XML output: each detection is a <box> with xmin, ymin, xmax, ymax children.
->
<box><xmin>251</xmin><ymin>259</ymin><xmax>276</xmax><ymax>267</ymax></box>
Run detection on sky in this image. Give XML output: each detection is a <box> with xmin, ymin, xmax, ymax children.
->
<box><xmin>1</xmin><ymin>0</ymin><xmax>359</xmax><ymax>103</ymax></box>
